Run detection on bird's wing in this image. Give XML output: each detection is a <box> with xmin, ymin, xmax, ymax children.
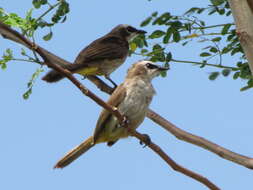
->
<box><xmin>93</xmin><ymin>84</ymin><xmax>127</xmax><ymax>142</ymax></box>
<box><xmin>67</xmin><ymin>36</ymin><xmax>129</xmax><ymax>72</ymax></box>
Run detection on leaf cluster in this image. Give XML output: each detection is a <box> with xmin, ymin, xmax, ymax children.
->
<box><xmin>133</xmin><ymin>0</ymin><xmax>252</xmax><ymax>90</ymax></box>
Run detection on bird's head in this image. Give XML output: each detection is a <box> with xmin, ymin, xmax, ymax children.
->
<box><xmin>110</xmin><ymin>24</ymin><xmax>146</xmax><ymax>42</ymax></box>
<box><xmin>126</xmin><ymin>60</ymin><xmax>169</xmax><ymax>80</ymax></box>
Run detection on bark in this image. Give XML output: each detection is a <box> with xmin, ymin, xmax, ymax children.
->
<box><xmin>228</xmin><ymin>0</ymin><xmax>253</xmax><ymax>74</ymax></box>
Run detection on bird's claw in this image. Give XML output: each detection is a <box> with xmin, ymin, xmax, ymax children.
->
<box><xmin>139</xmin><ymin>134</ymin><xmax>151</xmax><ymax>148</ymax></box>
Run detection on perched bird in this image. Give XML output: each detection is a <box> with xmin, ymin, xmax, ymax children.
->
<box><xmin>54</xmin><ymin>60</ymin><xmax>169</xmax><ymax>168</ymax></box>
<box><xmin>42</xmin><ymin>24</ymin><xmax>146</xmax><ymax>87</ymax></box>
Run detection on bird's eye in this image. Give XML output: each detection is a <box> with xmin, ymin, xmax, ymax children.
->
<box><xmin>126</xmin><ymin>26</ymin><xmax>137</xmax><ymax>33</ymax></box>
<box><xmin>146</xmin><ymin>63</ymin><xmax>158</xmax><ymax>69</ymax></box>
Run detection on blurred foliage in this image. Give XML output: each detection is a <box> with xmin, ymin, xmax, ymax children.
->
<box><xmin>0</xmin><ymin>0</ymin><xmax>69</xmax><ymax>99</ymax></box>
<box><xmin>0</xmin><ymin>0</ymin><xmax>252</xmax><ymax>92</ymax></box>
<box><xmin>130</xmin><ymin>0</ymin><xmax>252</xmax><ymax>91</ymax></box>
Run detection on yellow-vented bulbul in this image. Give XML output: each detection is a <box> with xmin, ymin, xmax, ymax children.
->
<box><xmin>42</xmin><ymin>24</ymin><xmax>146</xmax><ymax>86</ymax></box>
<box><xmin>54</xmin><ymin>60</ymin><xmax>169</xmax><ymax>168</ymax></box>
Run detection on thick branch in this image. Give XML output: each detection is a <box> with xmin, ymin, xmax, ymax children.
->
<box><xmin>228</xmin><ymin>0</ymin><xmax>253</xmax><ymax>74</ymax></box>
<box><xmin>147</xmin><ymin>110</ymin><xmax>253</xmax><ymax>169</ymax></box>
<box><xmin>1</xmin><ymin>21</ymin><xmax>253</xmax><ymax>170</ymax></box>
<box><xmin>0</xmin><ymin>21</ymin><xmax>219</xmax><ymax>189</ymax></box>
<box><xmin>83</xmin><ymin>75</ymin><xmax>253</xmax><ymax>169</ymax></box>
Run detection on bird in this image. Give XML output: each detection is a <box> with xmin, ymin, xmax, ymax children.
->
<box><xmin>42</xmin><ymin>24</ymin><xmax>146</xmax><ymax>87</ymax></box>
<box><xmin>54</xmin><ymin>60</ymin><xmax>169</xmax><ymax>169</ymax></box>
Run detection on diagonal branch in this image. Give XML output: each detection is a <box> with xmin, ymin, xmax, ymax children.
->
<box><xmin>1</xmin><ymin>21</ymin><xmax>253</xmax><ymax>169</ymax></box>
<box><xmin>0</xmin><ymin>21</ymin><xmax>220</xmax><ymax>190</ymax></box>
<box><xmin>85</xmin><ymin>74</ymin><xmax>253</xmax><ymax>169</ymax></box>
<box><xmin>1</xmin><ymin>21</ymin><xmax>252</xmax><ymax>169</ymax></box>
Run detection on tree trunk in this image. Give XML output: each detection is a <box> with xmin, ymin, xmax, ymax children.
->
<box><xmin>228</xmin><ymin>0</ymin><xmax>253</xmax><ymax>74</ymax></box>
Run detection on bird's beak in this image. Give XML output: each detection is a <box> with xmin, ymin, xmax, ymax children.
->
<box><xmin>157</xmin><ymin>65</ymin><xmax>170</xmax><ymax>71</ymax></box>
<box><xmin>136</xmin><ymin>29</ymin><xmax>147</xmax><ymax>34</ymax></box>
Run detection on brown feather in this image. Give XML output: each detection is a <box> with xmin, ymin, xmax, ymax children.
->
<box><xmin>54</xmin><ymin>136</ymin><xmax>94</xmax><ymax>169</ymax></box>
<box><xmin>93</xmin><ymin>84</ymin><xmax>126</xmax><ymax>143</ymax></box>
<box><xmin>66</xmin><ymin>36</ymin><xmax>128</xmax><ymax>72</ymax></box>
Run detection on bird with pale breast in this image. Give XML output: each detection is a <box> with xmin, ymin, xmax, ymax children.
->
<box><xmin>54</xmin><ymin>60</ymin><xmax>169</xmax><ymax>169</ymax></box>
<box><xmin>42</xmin><ymin>24</ymin><xmax>146</xmax><ymax>87</ymax></box>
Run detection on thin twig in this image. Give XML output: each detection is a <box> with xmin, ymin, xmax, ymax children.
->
<box><xmin>171</xmin><ymin>58</ymin><xmax>238</xmax><ymax>70</ymax></box>
<box><xmin>10</xmin><ymin>58</ymin><xmax>42</xmax><ymax>64</ymax></box>
<box><xmin>35</xmin><ymin>1</ymin><xmax>62</xmax><ymax>23</ymax></box>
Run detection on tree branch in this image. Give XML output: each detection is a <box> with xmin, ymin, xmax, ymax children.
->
<box><xmin>1</xmin><ymin>21</ymin><xmax>252</xmax><ymax>169</ymax></box>
<box><xmin>0</xmin><ymin>21</ymin><xmax>220</xmax><ymax>190</ymax></box>
<box><xmin>80</xmin><ymin>73</ymin><xmax>253</xmax><ymax>170</ymax></box>
<box><xmin>228</xmin><ymin>0</ymin><xmax>253</xmax><ymax>74</ymax></box>
<box><xmin>147</xmin><ymin>110</ymin><xmax>253</xmax><ymax>169</ymax></box>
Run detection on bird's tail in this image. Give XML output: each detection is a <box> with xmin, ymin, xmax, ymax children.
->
<box><xmin>42</xmin><ymin>70</ymin><xmax>65</xmax><ymax>83</ymax></box>
<box><xmin>54</xmin><ymin>136</ymin><xmax>95</xmax><ymax>169</ymax></box>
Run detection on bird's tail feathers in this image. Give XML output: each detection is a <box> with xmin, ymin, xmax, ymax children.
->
<box><xmin>42</xmin><ymin>70</ymin><xmax>65</xmax><ymax>83</ymax></box>
<box><xmin>54</xmin><ymin>136</ymin><xmax>94</xmax><ymax>169</ymax></box>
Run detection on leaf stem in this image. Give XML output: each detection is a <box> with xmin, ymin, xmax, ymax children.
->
<box><xmin>171</xmin><ymin>58</ymin><xmax>238</xmax><ymax>70</ymax></box>
<box><xmin>35</xmin><ymin>1</ymin><xmax>62</xmax><ymax>23</ymax></box>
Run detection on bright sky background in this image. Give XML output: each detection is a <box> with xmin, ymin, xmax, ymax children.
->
<box><xmin>1</xmin><ymin>1</ymin><xmax>253</xmax><ymax>190</ymax></box>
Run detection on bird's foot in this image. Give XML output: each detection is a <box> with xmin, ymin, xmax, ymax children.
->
<box><xmin>139</xmin><ymin>134</ymin><xmax>151</xmax><ymax>148</ymax></box>
<box><xmin>105</xmin><ymin>75</ymin><xmax>118</xmax><ymax>89</ymax></box>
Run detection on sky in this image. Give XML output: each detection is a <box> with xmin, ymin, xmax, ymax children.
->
<box><xmin>1</xmin><ymin>1</ymin><xmax>253</xmax><ymax>190</ymax></box>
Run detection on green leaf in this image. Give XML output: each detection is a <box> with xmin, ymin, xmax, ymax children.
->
<box><xmin>200</xmin><ymin>20</ymin><xmax>205</xmax><ymax>26</ymax></box>
<box><xmin>152</xmin><ymin>11</ymin><xmax>158</xmax><ymax>17</ymax></box>
<box><xmin>171</xmin><ymin>21</ymin><xmax>182</xmax><ymax>29</ymax></box>
<box><xmin>184</xmin><ymin>7</ymin><xmax>203</xmax><ymax>15</ymax></box>
<box><xmin>240</xmin><ymin>79</ymin><xmax>253</xmax><ymax>91</ymax></box>
<box><xmin>221</xmin><ymin>24</ymin><xmax>231</xmax><ymax>35</ymax></box>
<box><xmin>130</xmin><ymin>42</ymin><xmax>137</xmax><ymax>52</ymax></box>
<box><xmin>152</xmin><ymin>44</ymin><xmax>163</xmax><ymax>51</ymax></box>
<box><xmin>200</xmin><ymin>52</ymin><xmax>211</xmax><ymax>57</ymax></box>
<box><xmin>210</xmin><ymin>47</ymin><xmax>218</xmax><ymax>53</ymax></box>
<box><xmin>233</xmin><ymin>72</ymin><xmax>240</xmax><ymax>79</ymax></box>
<box><xmin>211</xmin><ymin>0</ymin><xmax>225</xmax><ymax>6</ymax></box>
<box><xmin>226</xmin><ymin>10</ymin><xmax>232</xmax><ymax>16</ymax></box>
<box><xmin>43</xmin><ymin>31</ymin><xmax>53</xmax><ymax>41</ymax></box>
<box><xmin>23</xmin><ymin>68</ymin><xmax>44</xmax><ymax>100</ymax></box>
<box><xmin>231</xmin><ymin>47</ymin><xmax>240</xmax><ymax>55</ymax></box>
<box><xmin>149</xmin><ymin>30</ymin><xmax>165</xmax><ymax>39</ymax></box>
<box><xmin>163</xmin><ymin>34</ymin><xmax>171</xmax><ymax>44</ymax></box>
<box><xmin>61</xmin><ymin>16</ymin><xmax>67</xmax><ymax>23</ymax></box>
<box><xmin>21</xmin><ymin>48</ymin><xmax>26</xmax><ymax>56</ymax></box>
<box><xmin>165</xmin><ymin>52</ymin><xmax>172</xmax><ymax>63</ymax></box>
<box><xmin>209</xmin><ymin>72</ymin><xmax>220</xmax><ymax>80</ymax></box>
<box><xmin>217</xmin><ymin>8</ymin><xmax>225</xmax><ymax>15</ymax></box>
<box><xmin>160</xmin><ymin>70</ymin><xmax>167</xmax><ymax>77</ymax></box>
<box><xmin>221</xmin><ymin>69</ymin><xmax>231</xmax><ymax>77</ymax></box>
<box><xmin>173</xmin><ymin>31</ymin><xmax>181</xmax><ymax>42</ymax></box>
<box><xmin>212</xmin><ymin>37</ymin><xmax>222</xmax><ymax>42</ymax></box>
<box><xmin>221</xmin><ymin>47</ymin><xmax>231</xmax><ymax>54</ymax></box>
<box><xmin>41</xmin><ymin>0</ymin><xmax>47</xmax><ymax>5</ymax></box>
<box><xmin>141</xmin><ymin>49</ymin><xmax>148</xmax><ymax>54</ymax></box>
<box><xmin>152</xmin><ymin>12</ymin><xmax>171</xmax><ymax>25</ymax></box>
<box><xmin>141</xmin><ymin>17</ymin><xmax>152</xmax><ymax>27</ymax></box>
<box><xmin>23</xmin><ymin>88</ymin><xmax>32</xmax><ymax>100</ymax></box>
<box><xmin>32</xmin><ymin>0</ymin><xmax>41</xmax><ymax>9</ymax></box>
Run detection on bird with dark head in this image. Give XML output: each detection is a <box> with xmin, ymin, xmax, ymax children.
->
<box><xmin>54</xmin><ymin>60</ymin><xmax>169</xmax><ymax>169</ymax></box>
<box><xmin>42</xmin><ymin>24</ymin><xmax>146</xmax><ymax>87</ymax></box>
